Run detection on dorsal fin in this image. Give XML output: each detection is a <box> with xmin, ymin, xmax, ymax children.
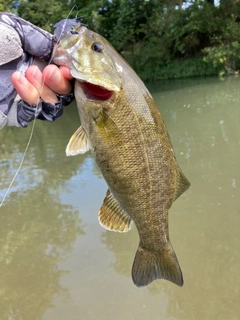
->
<box><xmin>98</xmin><ymin>190</ymin><xmax>133</xmax><ymax>232</ymax></box>
<box><xmin>174</xmin><ymin>169</ymin><xmax>191</xmax><ymax>201</ymax></box>
<box><xmin>66</xmin><ymin>126</ymin><xmax>91</xmax><ymax>156</ymax></box>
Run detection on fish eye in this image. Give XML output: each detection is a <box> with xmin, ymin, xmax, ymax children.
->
<box><xmin>91</xmin><ymin>42</ymin><xmax>104</xmax><ymax>53</ymax></box>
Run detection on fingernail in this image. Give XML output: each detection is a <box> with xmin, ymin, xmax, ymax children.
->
<box><xmin>17</xmin><ymin>73</ymin><xmax>28</xmax><ymax>85</ymax></box>
<box><xmin>32</xmin><ymin>68</ymin><xmax>42</xmax><ymax>82</ymax></box>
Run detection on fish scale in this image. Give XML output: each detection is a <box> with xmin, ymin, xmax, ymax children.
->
<box><xmin>53</xmin><ymin>24</ymin><xmax>190</xmax><ymax>287</ymax></box>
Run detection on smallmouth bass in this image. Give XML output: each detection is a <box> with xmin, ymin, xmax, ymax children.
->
<box><xmin>54</xmin><ymin>25</ymin><xmax>190</xmax><ymax>287</ymax></box>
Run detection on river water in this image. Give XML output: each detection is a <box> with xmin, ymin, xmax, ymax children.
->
<box><xmin>0</xmin><ymin>76</ymin><xmax>239</xmax><ymax>320</ymax></box>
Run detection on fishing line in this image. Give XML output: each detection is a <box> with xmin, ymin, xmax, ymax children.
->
<box><xmin>0</xmin><ymin>6</ymin><xmax>78</xmax><ymax>207</ymax></box>
<box><xmin>50</xmin><ymin>5</ymin><xmax>79</xmax><ymax>63</ymax></box>
<box><xmin>0</xmin><ymin>120</ymin><xmax>36</xmax><ymax>207</ymax></box>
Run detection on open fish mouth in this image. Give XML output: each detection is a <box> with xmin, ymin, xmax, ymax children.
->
<box><xmin>79</xmin><ymin>81</ymin><xmax>114</xmax><ymax>102</ymax></box>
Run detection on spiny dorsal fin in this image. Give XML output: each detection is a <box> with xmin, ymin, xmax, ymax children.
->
<box><xmin>66</xmin><ymin>126</ymin><xmax>91</xmax><ymax>156</ymax></box>
<box><xmin>98</xmin><ymin>190</ymin><xmax>133</xmax><ymax>232</ymax></box>
<box><xmin>174</xmin><ymin>169</ymin><xmax>191</xmax><ymax>201</ymax></box>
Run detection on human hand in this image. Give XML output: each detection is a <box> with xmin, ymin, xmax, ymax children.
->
<box><xmin>11</xmin><ymin>64</ymin><xmax>74</xmax><ymax>127</ymax></box>
<box><xmin>11</xmin><ymin>64</ymin><xmax>73</xmax><ymax>105</ymax></box>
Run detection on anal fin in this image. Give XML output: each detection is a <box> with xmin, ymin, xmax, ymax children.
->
<box><xmin>98</xmin><ymin>190</ymin><xmax>133</xmax><ymax>233</ymax></box>
<box><xmin>66</xmin><ymin>126</ymin><xmax>91</xmax><ymax>156</ymax></box>
<box><xmin>174</xmin><ymin>169</ymin><xmax>191</xmax><ymax>201</ymax></box>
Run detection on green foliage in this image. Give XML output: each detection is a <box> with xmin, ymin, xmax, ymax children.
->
<box><xmin>138</xmin><ymin>57</ymin><xmax>220</xmax><ymax>82</ymax></box>
<box><xmin>0</xmin><ymin>0</ymin><xmax>19</xmax><ymax>12</ymax></box>
<box><xmin>203</xmin><ymin>42</ymin><xmax>240</xmax><ymax>75</ymax></box>
<box><xmin>9</xmin><ymin>0</ymin><xmax>240</xmax><ymax>80</ymax></box>
<box><xmin>202</xmin><ymin>6</ymin><xmax>240</xmax><ymax>75</ymax></box>
<box><xmin>17</xmin><ymin>0</ymin><xmax>73</xmax><ymax>31</ymax></box>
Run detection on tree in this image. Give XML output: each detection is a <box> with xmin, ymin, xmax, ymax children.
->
<box><xmin>11</xmin><ymin>0</ymin><xmax>240</xmax><ymax>80</ymax></box>
<box><xmin>17</xmin><ymin>0</ymin><xmax>72</xmax><ymax>31</ymax></box>
<box><xmin>206</xmin><ymin>0</ymin><xmax>214</xmax><ymax>4</ymax></box>
<box><xmin>0</xmin><ymin>0</ymin><xmax>18</xmax><ymax>12</ymax></box>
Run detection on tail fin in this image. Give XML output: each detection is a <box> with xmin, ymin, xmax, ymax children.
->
<box><xmin>132</xmin><ymin>244</ymin><xmax>183</xmax><ymax>287</ymax></box>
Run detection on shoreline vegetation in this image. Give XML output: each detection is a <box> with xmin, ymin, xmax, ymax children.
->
<box><xmin>3</xmin><ymin>0</ymin><xmax>240</xmax><ymax>81</ymax></box>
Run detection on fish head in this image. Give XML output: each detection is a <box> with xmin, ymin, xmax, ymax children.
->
<box><xmin>53</xmin><ymin>25</ymin><xmax>122</xmax><ymax>101</ymax></box>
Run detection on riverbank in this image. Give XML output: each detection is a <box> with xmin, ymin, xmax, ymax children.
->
<box><xmin>134</xmin><ymin>57</ymin><xmax>221</xmax><ymax>82</ymax></box>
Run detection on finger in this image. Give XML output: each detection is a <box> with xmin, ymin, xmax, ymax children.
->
<box><xmin>26</xmin><ymin>66</ymin><xmax>58</xmax><ymax>103</ymax></box>
<box><xmin>42</xmin><ymin>65</ymin><xmax>73</xmax><ymax>95</ymax></box>
<box><xmin>12</xmin><ymin>71</ymin><xmax>40</xmax><ymax>105</ymax></box>
<box><xmin>59</xmin><ymin>66</ymin><xmax>73</xmax><ymax>80</ymax></box>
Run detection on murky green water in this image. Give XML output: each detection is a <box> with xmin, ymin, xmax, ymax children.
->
<box><xmin>0</xmin><ymin>76</ymin><xmax>240</xmax><ymax>320</ymax></box>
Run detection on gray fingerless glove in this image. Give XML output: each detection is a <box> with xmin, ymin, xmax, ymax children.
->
<box><xmin>17</xmin><ymin>92</ymin><xmax>74</xmax><ymax>127</ymax></box>
<box><xmin>17</xmin><ymin>100</ymin><xmax>42</xmax><ymax>127</ymax></box>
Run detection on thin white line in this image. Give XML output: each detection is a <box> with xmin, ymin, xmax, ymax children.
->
<box><xmin>0</xmin><ymin>119</ymin><xmax>36</xmax><ymax>207</ymax></box>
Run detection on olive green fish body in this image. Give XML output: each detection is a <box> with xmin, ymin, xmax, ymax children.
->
<box><xmin>89</xmin><ymin>90</ymin><xmax>176</xmax><ymax>246</ymax></box>
<box><xmin>54</xmin><ymin>25</ymin><xmax>190</xmax><ymax>287</ymax></box>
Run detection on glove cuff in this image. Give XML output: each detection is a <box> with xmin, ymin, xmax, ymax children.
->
<box><xmin>17</xmin><ymin>100</ymin><xmax>42</xmax><ymax>128</ymax></box>
<box><xmin>17</xmin><ymin>92</ymin><xmax>74</xmax><ymax>127</ymax></box>
<box><xmin>56</xmin><ymin>92</ymin><xmax>74</xmax><ymax>106</ymax></box>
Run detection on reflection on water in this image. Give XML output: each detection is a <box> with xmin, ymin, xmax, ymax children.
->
<box><xmin>0</xmin><ymin>114</ymin><xmax>86</xmax><ymax>320</ymax></box>
<box><xmin>0</xmin><ymin>192</ymin><xmax>83</xmax><ymax>320</ymax></box>
<box><xmin>0</xmin><ymin>76</ymin><xmax>240</xmax><ymax>320</ymax></box>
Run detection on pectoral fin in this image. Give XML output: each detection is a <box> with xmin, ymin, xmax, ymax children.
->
<box><xmin>96</xmin><ymin>110</ymin><xmax>122</xmax><ymax>143</ymax></box>
<box><xmin>98</xmin><ymin>190</ymin><xmax>133</xmax><ymax>232</ymax></box>
<box><xmin>66</xmin><ymin>126</ymin><xmax>91</xmax><ymax>156</ymax></box>
<box><xmin>174</xmin><ymin>169</ymin><xmax>191</xmax><ymax>201</ymax></box>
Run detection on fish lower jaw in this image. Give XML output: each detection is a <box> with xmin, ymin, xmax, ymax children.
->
<box><xmin>80</xmin><ymin>81</ymin><xmax>114</xmax><ymax>102</ymax></box>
